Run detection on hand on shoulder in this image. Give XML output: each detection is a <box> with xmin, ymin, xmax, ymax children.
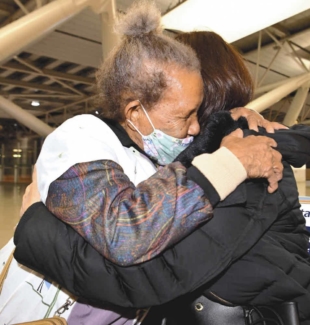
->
<box><xmin>221</xmin><ymin>129</ymin><xmax>283</xmax><ymax>193</ymax></box>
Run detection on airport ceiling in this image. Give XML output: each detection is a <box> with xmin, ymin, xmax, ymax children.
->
<box><xmin>0</xmin><ymin>0</ymin><xmax>310</xmax><ymax>140</ymax></box>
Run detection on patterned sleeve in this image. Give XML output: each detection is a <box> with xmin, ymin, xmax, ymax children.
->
<box><xmin>46</xmin><ymin>160</ymin><xmax>213</xmax><ymax>266</ymax></box>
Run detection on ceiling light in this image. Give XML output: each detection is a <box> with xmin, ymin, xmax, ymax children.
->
<box><xmin>31</xmin><ymin>100</ymin><xmax>40</xmax><ymax>107</ymax></box>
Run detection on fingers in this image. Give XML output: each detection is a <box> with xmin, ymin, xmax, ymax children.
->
<box><xmin>261</xmin><ymin>119</ymin><xmax>275</xmax><ymax>133</ymax></box>
<box><xmin>267</xmin><ymin>174</ymin><xmax>279</xmax><ymax>193</ymax></box>
<box><xmin>247</xmin><ymin>118</ymin><xmax>288</xmax><ymax>134</ymax></box>
<box><xmin>255</xmin><ymin>135</ymin><xmax>277</xmax><ymax>148</ymax></box>
<box><xmin>270</xmin><ymin>122</ymin><xmax>288</xmax><ymax>130</ymax></box>
<box><xmin>230</xmin><ymin>107</ymin><xmax>262</xmax><ymax>131</ymax></box>
<box><xmin>230</xmin><ymin>106</ymin><xmax>283</xmax><ymax>134</ymax></box>
<box><xmin>260</xmin><ymin>121</ymin><xmax>288</xmax><ymax>133</ymax></box>
<box><xmin>230</xmin><ymin>107</ymin><xmax>263</xmax><ymax>132</ymax></box>
<box><xmin>223</xmin><ymin>132</ymin><xmax>283</xmax><ymax>193</ymax></box>
<box><xmin>246</xmin><ymin>115</ymin><xmax>261</xmax><ymax>132</ymax></box>
<box><xmin>267</xmin><ymin>167</ymin><xmax>283</xmax><ymax>193</ymax></box>
<box><xmin>266</xmin><ymin>150</ymin><xmax>283</xmax><ymax>193</ymax></box>
<box><xmin>230</xmin><ymin>107</ymin><xmax>244</xmax><ymax>120</ymax></box>
<box><xmin>228</xmin><ymin>128</ymin><xmax>243</xmax><ymax>138</ymax></box>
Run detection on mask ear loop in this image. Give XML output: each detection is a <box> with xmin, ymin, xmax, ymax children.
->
<box><xmin>138</xmin><ymin>101</ymin><xmax>168</xmax><ymax>164</ymax></box>
<box><xmin>126</xmin><ymin>119</ymin><xmax>159</xmax><ymax>161</ymax></box>
<box><xmin>127</xmin><ymin>101</ymin><xmax>164</xmax><ymax>165</ymax></box>
<box><xmin>138</xmin><ymin>101</ymin><xmax>156</xmax><ymax>133</ymax></box>
<box><xmin>126</xmin><ymin>101</ymin><xmax>155</xmax><ymax>137</ymax></box>
<box><xmin>127</xmin><ymin>119</ymin><xmax>144</xmax><ymax>137</ymax></box>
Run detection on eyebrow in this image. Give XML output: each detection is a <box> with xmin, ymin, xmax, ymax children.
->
<box><xmin>187</xmin><ymin>106</ymin><xmax>200</xmax><ymax>115</ymax></box>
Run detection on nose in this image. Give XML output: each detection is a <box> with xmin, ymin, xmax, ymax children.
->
<box><xmin>188</xmin><ymin>117</ymin><xmax>200</xmax><ymax>136</ymax></box>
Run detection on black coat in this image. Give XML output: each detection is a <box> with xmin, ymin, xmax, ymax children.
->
<box><xmin>14</xmin><ymin>113</ymin><xmax>310</xmax><ymax>322</ymax></box>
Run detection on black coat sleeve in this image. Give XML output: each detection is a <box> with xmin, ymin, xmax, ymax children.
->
<box><xmin>252</xmin><ymin>124</ymin><xmax>310</xmax><ymax>167</ymax></box>
<box><xmin>14</xmin><ymin>177</ymin><xmax>281</xmax><ymax>309</ymax></box>
<box><xmin>14</xmin><ymin>201</ymin><xmax>230</xmax><ymax>308</ymax></box>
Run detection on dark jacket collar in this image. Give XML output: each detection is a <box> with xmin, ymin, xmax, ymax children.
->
<box><xmin>100</xmin><ymin>118</ymin><xmax>157</xmax><ymax>163</ymax></box>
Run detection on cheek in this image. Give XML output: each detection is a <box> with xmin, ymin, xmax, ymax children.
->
<box><xmin>138</xmin><ymin>116</ymin><xmax>154</xmax><ymax>135</ymax></box>
<box><xmin>162</xmin><ymin>120</ymin><xmax>187</xmax><ymax>138</ymax></box>
<box><xmin>176</xmin><ymin>120</ymin><xmax>191</xmax><ymax>138</ymax></box>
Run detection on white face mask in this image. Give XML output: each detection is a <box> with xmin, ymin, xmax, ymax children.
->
<box><xmin>127</xmin><ymin>103</ymin><xmax>194</xmax><ymax>165</ymax></box>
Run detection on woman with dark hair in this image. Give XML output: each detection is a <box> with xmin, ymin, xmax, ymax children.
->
<box><xmin>156</xmin><ymin>30</ymin><xmax>310</xmax><ymax>325</ymax></box>
<box><xmin>0</xmin><ymin>3</ymin><xmax>289</xmax><ymax>324</ymax></box>
<box><xmin>177</xmin><ymin>31</ymin><xmax>254</xmax><ymax>128</ymax></box>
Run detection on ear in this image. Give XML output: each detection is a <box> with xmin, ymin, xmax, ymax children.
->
<box><xmin>124</xmin><ymin>100</ymin><xmax>143</xmax><ymax>127</ymax></box>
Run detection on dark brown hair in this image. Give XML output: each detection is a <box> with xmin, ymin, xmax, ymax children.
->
<box><xmin>176</xmin><ymin>31</ymin><xmax>253</xmax><ymax>128</ymax></box>
<box><xmin>96</xmin><ymin>0</ymin><xmax>200</xmax><ymax>122</ymax></box>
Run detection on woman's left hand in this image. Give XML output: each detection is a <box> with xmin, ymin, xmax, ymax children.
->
<box><xmin>230</xmin><ymin>107</ymin><xmax>288</xmax><ymax>133</ymax></box>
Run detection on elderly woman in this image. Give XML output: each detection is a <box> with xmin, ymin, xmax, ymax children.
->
<box><xmin>1</xmin><ymin>1</ymin><xmax>285</xmax><ymax>324</ymax></box>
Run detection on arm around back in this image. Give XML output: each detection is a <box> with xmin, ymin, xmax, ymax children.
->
<box><xmin>14</xmin><ymin>201</ymin><xmax>230</xmax><ymax>308</ymax></box>
<box><xmin>14</xmin><ymin>181</ymin><xmax>282</xmax><ymax>309</ymax></box>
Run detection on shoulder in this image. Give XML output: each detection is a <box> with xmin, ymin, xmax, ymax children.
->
<box><xmin>51</xmin><ymin>114</ymin><xmax>115</xmax><ymax>139</ymax></box>
<box><xmin>36</xmin><ymin>115</ymin><xmax>125</xmax><ymax>202</ymax></box>
<box><xmin>42</xmin><ymin>114</ymin><xmax>121</xmax><ymax>153</ymax></box>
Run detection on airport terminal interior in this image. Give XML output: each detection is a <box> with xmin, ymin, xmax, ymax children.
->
<box><xmin>0</xmin><ymin>0</ymin><xmax>310</xmax><ymax>250</ymax></box>
<box><xmin>1</xmin><ymin>1</ymin><xmax>310</xmax><ymax>325</ymax></box>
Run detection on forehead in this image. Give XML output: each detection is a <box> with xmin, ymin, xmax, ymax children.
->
<box><xmin>160</xmin><ymin>68</ymin><xmax>203</xmax><ymax>112</ymax></box>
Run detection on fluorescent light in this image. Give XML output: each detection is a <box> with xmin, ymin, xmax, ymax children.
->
<box><xmin>31</xmin><ymin>100</ymin><xmax>40</xmax><ymax>107</ymax></box>
<box><xmin>13</xmin><ymin>154</ymin><xmax>21</xmax><ymax>158</ymax></box>
<box><xmin>162</xmin><ymin>0</ymin><xmax>310</xmax><ymax>43</ymax></box>
<box><xmin>13</xmin><ymin>149</ymin><xmax>22</xmax><ymax>152</ymax></box>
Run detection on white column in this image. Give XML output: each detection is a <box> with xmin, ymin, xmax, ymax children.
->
<box><xmin>101</xmin><ymin>0</ymin><xmax>120</xmax><ymax>60</ymax></box>
<box><xmin>283</xmin><ymin>83</ymin><xmax>310</xmax><ymax>126</ymax></box>
<box><xmin>0</xmin><ymin>96</ymin><xmax>54</xmax><ymax>137</ymax></box>
<box><xmin>0</xmin><ymin>0</ymin><xmax>107</xmax><ymax>64</ymax></box>
<box><xmin>254</xmin><ymin>79</ymin><xmax>291</xmax><ymax>96</ymax></box>
<box><xmin>247</xmin><ymin>73</ymin><xmax>310</xmax><ymax>113</ymax></box>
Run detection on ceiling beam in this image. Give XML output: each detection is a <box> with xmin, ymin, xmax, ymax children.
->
<box><xmin>0</xmin><ymin>92</ymin><xmax>80</xmax><ymax>99</ymax></box>
<box><xmin>14</xmin><ymin>56</ymin><xmax>85</xmax><ymax>96</ymax></box>
<box><xmin>243</xmin><ymin>26</ymin><xmax>310</xmax><ymax>56</ymax></box>
<box><xmin>13</xmin><ymin>0</ymin><xmax>30</xmax><ymax>15</ymax></box>
<box><xmin>42</xmin><ymin>95</ymin><xmax>97</xmax><ymax>115</ymax></box>
<box><xmin>36</xmin><ymin>0</ymin><xmax>42</xmax><ymax>9</ymax></box>
<box><xmin>283</xmin><ymin>82</ymin><xmax>310</xmax><ymax>126</ymax></box>
<box><xmin>0</xmin><ymin>77</ymin><xmax>79</xmax><ymax>94</ymax></box>
<box><xmin>2</xmin><ymin>62</ymin><xmax>95</xmax><ymax>85</ymax></box>
<box><xmin>0</xmin><ymin>0</ymin><xmax>36</xmax><ymax>27</ymax></box>
<box><xmin>0</xmin><ymin>95</ymin><xmax>54</xmax><ymax>136</ymax></box>
<box><xmin>269</xmin><ymin>23</ymin><xmax>290</xmax><ymax>38</ymax></box>
<box><xmin>248</xmin><ymin>73</ymin><xmax>310</xmax><ymax>113</ymax></box>
<box><xmin>0</xmin><ymin>3</ymin><xmax>16</xmax><ymax>16</ymax></box>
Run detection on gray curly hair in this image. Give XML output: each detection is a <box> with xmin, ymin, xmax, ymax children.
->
<box><xmin>96</xmin><ymin>0</ymin><xmax>200</xmax><ymax>121</ymax></box>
